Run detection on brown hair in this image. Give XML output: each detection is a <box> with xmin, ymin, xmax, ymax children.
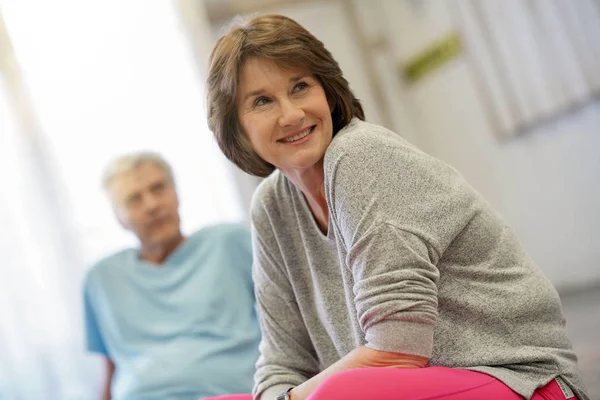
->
<box><xmin>206</xmin><ymin>14</ymin><xmax>365</xmax><ymax>177</ymax></box>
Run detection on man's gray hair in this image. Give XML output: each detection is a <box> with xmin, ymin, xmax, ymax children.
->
<box><xmin>102</xmin><ymin>151</ymin><xmax>175</xmax><ymax>191</ymax></box>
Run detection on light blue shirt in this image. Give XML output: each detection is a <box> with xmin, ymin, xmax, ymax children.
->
<box><xmin>83</xmin><ymin>223</ymin><xmax>260</xmax><ymax>400</ymax></box>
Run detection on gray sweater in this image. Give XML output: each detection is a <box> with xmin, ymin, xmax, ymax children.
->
<box><xmin>250</xmin><ymin>118</ymin><xmax>588</xmax><ymax>400</ymax></box>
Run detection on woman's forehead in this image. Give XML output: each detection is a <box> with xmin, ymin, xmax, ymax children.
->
<box><xmin>240</xmin><ymin>57</ymin><xmax>310</xmax><ymax>76</ymax></box>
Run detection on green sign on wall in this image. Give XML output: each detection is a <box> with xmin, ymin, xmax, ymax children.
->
<box><xmin>401</xmin><ymin>33</ymin><xmax>463</xmax><ymax>83</ymax></box>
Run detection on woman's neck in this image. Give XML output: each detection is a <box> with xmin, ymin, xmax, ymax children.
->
<box><xmin>283</xmin><ymin>161</ymin><xmax>329</xmax><ymax>234</ymax></box>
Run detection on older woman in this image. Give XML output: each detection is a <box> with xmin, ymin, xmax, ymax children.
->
<box><xmin>205</xmin><ymin>14</ymin><xmax>588</xmax><ymax>400</ymax></box>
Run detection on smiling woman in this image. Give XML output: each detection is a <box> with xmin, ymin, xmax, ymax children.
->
<box><xmin>205</xmin><ymin>14</ymin><xmax>589</xmax><ymax>400</ymax></box>
<box><xmin>235</xmin><ymin>58</ymin><xmax>336</xmax><ymax>233</ymax></box>
<box><xmin>207</xmin><ymin>14</ymin><xmax>364</xmax><ymax>180</ymax></box>
<box><xmin>236</xmin><ymin>58</ymin><xmax>333</xmax><ymax>180</ymax></box>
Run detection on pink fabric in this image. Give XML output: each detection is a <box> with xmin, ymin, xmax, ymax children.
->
<box><xmin>531</xmin><ymin>378</ymin><xmax>576</xmax><ymax>400</ymax></box>
<box><xmin>205</xmin><ymin>367</ymin><xmax>575</xmax><ymax>400</ymax></box>
<box><xmin>307</xmin><ymin>367</ymin><xmax>521</xmax><ymax>399</ymax></box>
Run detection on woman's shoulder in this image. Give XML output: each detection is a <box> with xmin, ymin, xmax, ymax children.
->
<box><xmin>251</xmin><ymin>170</ymin><xmax>283</xmax><ymax>210</ymax></box>
<box><xmin>325</xmin><ymin>119</ymin><xmax>418</xmax><ymax>169</ymax></box>
<box><xmin>328</xmin><ymin>119</ymin><xmax>415</xmax><ymax>157</ymax></box>
<box><xmin>334</xmin><ymin>117</ymin><xmax>392</xmax><ymax>141</ymax></box>
<box><xmin>250</xmin><ymin>170</ymin><xmax>293</xmax><ymax>226</ymax></box>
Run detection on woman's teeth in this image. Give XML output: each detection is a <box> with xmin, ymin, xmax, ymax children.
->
<box><xmin>281</xmin><ymin>127</ymin><xmax>313</xmax><ymax>143</ymax></box>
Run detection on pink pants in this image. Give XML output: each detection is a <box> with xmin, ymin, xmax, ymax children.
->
<box><xmin>206</xmin><ymin>367</ymin><xmax>575</xmax><ymax>400</ymax></box>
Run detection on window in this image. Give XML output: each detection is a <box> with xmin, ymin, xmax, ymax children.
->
<box><xmin>456</xmin><ymin>0</ymin><xmax>600</xmax><ymax>136</ymax></box>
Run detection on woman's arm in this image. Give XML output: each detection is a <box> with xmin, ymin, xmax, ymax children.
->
<box><xmin>324</xmin><ymin>127</ymin><xmax>478</xmax><ymax>356</ymax></box>
<box><xmin>289</xmin><ymin>347</ymin><xmax>428</xmax><ymax>400</ymax></box>
<box><xmin>251</xmin><ymin>223</ymin><xmax>320</xmax><ymax>399</ymax></box>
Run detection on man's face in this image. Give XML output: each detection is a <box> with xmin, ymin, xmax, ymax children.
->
<box><xmin>108</xmin><ymin>163</ymin><xmax>181</xmax><ymax>250</ymax></box>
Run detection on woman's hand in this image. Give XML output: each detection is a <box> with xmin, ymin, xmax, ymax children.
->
<box><xmin>289</xmin><ymin>346</ymin><xmax>428</xmax><ymax>400</ymax></box>
<box><xmin>346</xmin><ymin>346</ymin><xmax>429</xmax><ymax>369</ymax></box>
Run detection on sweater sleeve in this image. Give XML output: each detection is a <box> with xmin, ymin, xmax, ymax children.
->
<box><xmin>251</xmin><ymin>194</ymin><xmax>320</xmax><ymax>399</ymax></box>
<box><xmin>325</xmin><ymin>125</ymin><xmax>480</xmax><ymax>358</ymax></box>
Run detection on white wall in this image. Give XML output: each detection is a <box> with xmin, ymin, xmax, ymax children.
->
<box><xmin>210</xmin><ymin>0</ymin><xmax>600</xmax><ymax>290</ymax></box>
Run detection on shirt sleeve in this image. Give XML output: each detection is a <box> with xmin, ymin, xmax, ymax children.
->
<box><xmin>83</xmin><ymin>274</ymin><xmax>108</xmax><ymax>356</ymax></box>
<box><xmin>250</xmin><ymin>219</ymin><xmax>320</xmax><ymax>399</ymax></box>
<box><xmin>326</xmin><ymin>129</ymin><xmax>480</xmax><ymax>358</ymax></box>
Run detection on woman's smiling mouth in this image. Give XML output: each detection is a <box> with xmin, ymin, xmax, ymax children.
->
<box><xmin>278</xmin><ymin>126</ymin><xmax>315</xmax><ymax>144</ymax></box>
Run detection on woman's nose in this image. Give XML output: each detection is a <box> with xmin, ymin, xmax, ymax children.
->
<box><xmin>278</xmin><ymin>98</ymin><xmax>305</xmax><ymax>127</ymax></box>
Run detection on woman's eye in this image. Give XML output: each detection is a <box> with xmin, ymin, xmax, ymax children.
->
<box><xmin>292</xmin><ymin>82</ymin><xmax>309</xmax><ymax>93</ymax></box>
<box><xmin>254</xmin><ymin>96</ymin><xmax>270</xmax><ymax>107</ymax></box>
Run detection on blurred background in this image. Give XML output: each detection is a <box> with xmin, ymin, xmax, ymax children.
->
<box><xmin>0</xmin><ymin>0</ymin><xmax>598</xmax><ymax>399</ymax></box>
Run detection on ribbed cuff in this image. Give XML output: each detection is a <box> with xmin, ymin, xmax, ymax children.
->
<box><xmin>365</xmin><ymin>320</ymin><xmax>434</xmax><ymax>358</ymax></box>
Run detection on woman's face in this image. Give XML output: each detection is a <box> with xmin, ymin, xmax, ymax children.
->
<box><xmin>236</xmin><ymin>57</ymin><xmax>333</xmax><ymax>177</ymax></box>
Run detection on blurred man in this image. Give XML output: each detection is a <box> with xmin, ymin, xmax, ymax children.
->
<box><xmin>83</xmin><ymin>152</ymin><xmax>260</xmax><ymax>400</ymax></box>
